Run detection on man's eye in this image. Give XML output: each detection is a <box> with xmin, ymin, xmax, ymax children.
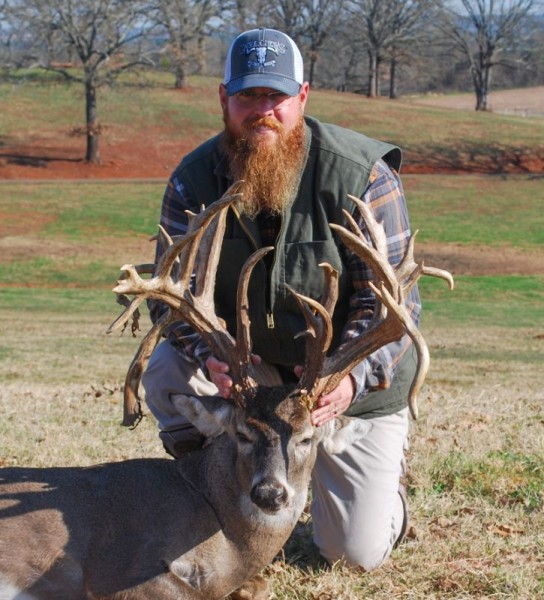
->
<box><xmin>270</xmin><ymin>92</ymin><xmax>288</xmax><ymax>101</ymax></box>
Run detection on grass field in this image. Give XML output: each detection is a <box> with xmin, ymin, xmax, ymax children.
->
<box><xmin>1</xmin><ymin>175</ymin><xmax>543</xmax><ymax>598</ymax></box>
<box><xmin>1</xmin><ymin>73</ymin><xmax>543</xmax><ymax>178</ymax></box>
<box><xmin>1</xmin><ymin>76</ymin><xmax>543</xmax><ymax>598</ymax></box>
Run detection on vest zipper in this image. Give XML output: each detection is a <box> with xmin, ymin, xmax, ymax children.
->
<box><xmin>266</xmin><ymin>214</ymin><xmax>288</xmax><ymax>330</ymax></box>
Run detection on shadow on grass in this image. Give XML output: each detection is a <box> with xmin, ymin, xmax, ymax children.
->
<box><xmin>278</xmin><ymin>517</ymin><xmax>328</xmax><ymax>570</ymax></box>
<box><xmin>0</xmin><ymin>151</ymin><xmax>83</xmax><ymax>168</ymax></box>
<box><xmin>404</xmin><ymin>141</ymin><xmax>544</xmax><ymax>175</ymax></box>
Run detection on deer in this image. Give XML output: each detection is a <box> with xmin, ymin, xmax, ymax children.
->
<box><xmin>0</xmin><ymin>184</ymin><xmax>453</xmax><ymax>599</ymax></box>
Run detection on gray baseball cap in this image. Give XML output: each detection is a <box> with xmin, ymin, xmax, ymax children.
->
<box><xmin>224</xmin><ymin>28</ymin><xmax>304</xmax><ymax>97</ymax></box>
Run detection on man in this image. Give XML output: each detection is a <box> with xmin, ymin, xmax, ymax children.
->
<box><xmin>143</xmin><ymin>27</ymin><xmax>419</xmax><ymax>572</ymax></box>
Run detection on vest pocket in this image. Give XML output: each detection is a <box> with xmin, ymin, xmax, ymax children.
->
<box><xmin>282</xmin><ymin>239</ymin><xmax>346</xmax><ymax>300</ymax></box>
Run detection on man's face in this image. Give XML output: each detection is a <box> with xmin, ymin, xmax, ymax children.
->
<box><xmin>219</xmin><ymin>83</ymin><xmax>309</xmax><ymax>144</ymax></box>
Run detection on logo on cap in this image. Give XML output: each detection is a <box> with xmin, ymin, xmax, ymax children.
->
<box><xmin>241</xmin><ymin>40</ymin><xmax>287</xmax><ymax>70</ymax></box>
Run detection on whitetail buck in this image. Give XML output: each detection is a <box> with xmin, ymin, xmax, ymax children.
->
<box><xmin>0</xmin><ymin>185</ymin><xmax>452</xmax><ymax>599</ymax></box>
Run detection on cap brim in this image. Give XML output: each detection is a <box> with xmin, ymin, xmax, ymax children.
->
<box><xmin>226</xmin><ymin>74</ymin><xmax>301</xmax><ymax>97</ymax></box>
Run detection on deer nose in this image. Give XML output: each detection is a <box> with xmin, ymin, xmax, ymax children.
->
<box><xmin>250</xmin><ymin>480</ymin><xmax>289</xmax><ymax>512</ymax></box>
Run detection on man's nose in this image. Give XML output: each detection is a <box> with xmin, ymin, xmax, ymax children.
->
<box><xmin>252</xmin><ymin>95</ymin><xmax>278</xmax><ymax>113</ymax></box>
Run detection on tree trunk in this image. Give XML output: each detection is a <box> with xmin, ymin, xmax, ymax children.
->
<box><xmin>85</xmin><ymin>76</ymin><xmax>101</xmax><ymax>164</ymax></box>
<box><xmin>308</xmin><ymin>50</ymin><xmax>318</xmax><ymax>88</ymax></box>
<box><xmin>196</xmin><ymin>35</ymin><xmax>206</xmax><ymax>74</ymax></box>
<box><xmin>174</xmin><ymin>43</ymin><xmax>189</xmax><ymax>89</ymax></box>
<box><xmin>389</xmin><ymin>55</ymin><xmax>397</xmax><ymax>99</ymax></box>
<box><xmin>473</xmin><ymin>63</ymin><xmax>490</xmax><ymax>111</ymax></box>
<box><xmin>175</xmin><ymin>64</ymin><xmax>188</xmax><ymax>89</ymax></box>
<box><xmin>368</xmin><ymin>50</ymin><xmax>378</xmax><ymax>97</ymax></box>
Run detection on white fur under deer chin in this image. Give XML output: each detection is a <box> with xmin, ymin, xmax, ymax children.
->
<box><xmin>239</xmin><ymin>492</ymin><xmax>303</xmax><ymax>530</ymax></box>
<box><xmin>0</xmin><ymin>578</ymin><xmax>37</xmax><ymax>600</ymax></box>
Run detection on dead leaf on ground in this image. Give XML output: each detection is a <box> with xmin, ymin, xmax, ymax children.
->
<box><xmin>486</xmin><ymin>523</ymin><xmax>524</xmax><ymax>537</ymax></box>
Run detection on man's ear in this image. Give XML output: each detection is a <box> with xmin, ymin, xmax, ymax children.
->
<box><xmin>317</xmin><ymin>416</ymin><xmax>372</xmax><ymax>455</ymax></box>
<box><xmin>219</xmin><ymin>83</ymin><xmax>228</xmax><ymax>111</ymax></box>
<box><xmin>171</xmin><ymin>393</ymin><xmax>235</xmax><ymax>439</ymax></box>
<box><xmin>298</xmin><ymin>81</ymin><xmax>310</xmax><ymax>111</ymax></box>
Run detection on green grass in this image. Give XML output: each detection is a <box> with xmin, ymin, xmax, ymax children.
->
<box><xmin>405</xmin><ymin>175</ymin><xmax>544</xmax><ymax>247</ymax></box>
<box><xmin>420</xmin><ymin>275</ymin><xmax>544</xmax><ymax>327</ymax></box>
<box><xmin>0</xmin><ymin>287</ymin><xmax>119</xmax><ymax>314</ymax></box>
<box><xmin>0</xmin><ymin>72</ymin><xmax>223</xmax><ymax>139</ymax></box>
<box><xmin>430</xmin><ymin>449</ymin><xmax>543</xmax><ymax>512</ymax></box>
<box><xmin>1</xmin><ymin>181</ymin><xmax>162</xmax><ymax>238</ymax></box>
<box><xmin>1</xmin><ymin>179</ymin><xmax>543</xmax><ymax>337</ymax></box>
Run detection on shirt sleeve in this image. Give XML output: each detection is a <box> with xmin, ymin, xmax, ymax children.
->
<box><xmin>148</xmin><ymin>173</ymin><xmax>213</xmax><ymax>373</ymax></box>
<box><xmin>341</xmin><ymin>159</ymin><xmax>421</xmax><ymax>403</ymax></box>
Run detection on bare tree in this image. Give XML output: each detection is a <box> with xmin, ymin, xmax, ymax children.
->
<box><xmin>226</xmin><ymin>0</ymin><xmax>274</xmax><ymax>31</ymax></box>
<box><xmin>153</xmin><ymin>0</ymin><xmax>220</xmax><ymax>89</ymax></box>
<box><xmin>3</xmin><ymin>0</ymin><xmax>156</xmax><ymax>164</ymax></box>
<box><xmin>299</xmin><ymin>0</ymin><xmax>347</xmax><ymax>86</ymax></box>
<box><xmin>267</xmin><ymin>0</ymin><xmax>307</xmax><ymax>41</ymax></box>
<box><xmin>439</xmin><ymin>0</ymin><xmax>539</xmax><ymax>110</ymax></box>
<box><xmin>349</xmin><ymin>0</ymin><xmax>438</xmax><ymax>98</ymax></box>
<box><xmin>385</xmin><ymin>0</ymin><xmax>438</xmax><ymax>99</ymax></box>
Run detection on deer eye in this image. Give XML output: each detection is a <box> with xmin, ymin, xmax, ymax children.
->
<box><xmin>236</xmin><ymin>431</ymin><xmax>252</xmax><ymax>444</ymax></box>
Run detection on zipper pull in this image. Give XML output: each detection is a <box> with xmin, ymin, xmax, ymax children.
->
<box><xmin>267</xmin><ymin>312</ymin><xmax>275</xmax><ymax>329</ymax></box>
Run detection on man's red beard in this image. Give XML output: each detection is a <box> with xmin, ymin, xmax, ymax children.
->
<box><xmin>220</xmin><ymin>112</ymin><xmax>306</xmax><ymax>218</ymax></box>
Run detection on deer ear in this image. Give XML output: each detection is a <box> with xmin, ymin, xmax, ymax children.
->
<box><xmin>318</xmin><ymin>416</ymin><xmax>372</xmax><ymax>455</ymax></box>
<box><xmin>171</xmin><ymin>394</ymin><xmax>235</xmax><ymax>439</ymax></box>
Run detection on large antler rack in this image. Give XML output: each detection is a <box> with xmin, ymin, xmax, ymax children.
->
<box><xmin>108</xmin><ymin>183</ymin><xmax>265</xmax><ymax>426</ymax></box>
<box><xmin>290</xmin><ymin>194</ymin><xmax>454</xmax><ymax>419</ymax></box>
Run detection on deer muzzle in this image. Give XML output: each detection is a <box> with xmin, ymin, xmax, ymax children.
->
<box><xmin>250</xmin><ymin>479</ymin><xmax>290</xmax><ymax>513</ymax></box>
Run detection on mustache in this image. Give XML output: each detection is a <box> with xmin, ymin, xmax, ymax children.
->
<box><xmin>242</xmin><ymin>116</ymin><xmax>284</xmax><ymax>134</ymax></box>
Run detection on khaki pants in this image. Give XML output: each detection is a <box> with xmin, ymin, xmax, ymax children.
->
<box><xmin>142</xmin><ymin>340</ymin><xmax>409</xmax><ymax>571</ymax></box>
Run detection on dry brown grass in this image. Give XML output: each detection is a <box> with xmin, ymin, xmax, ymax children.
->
<box><xmin>1</xmin><ymin>313</ymin><xmax>542</xmax><ymax>598</ymax></box>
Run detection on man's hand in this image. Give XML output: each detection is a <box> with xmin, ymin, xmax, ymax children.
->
<box><xmin>310</xmin><ymin>374</ymin><xmax>355</xmax><ymax>427</ymax></box>
<box><xmin>206</xmin><ymin>355</ymin><xmax>233</xmax><ymax>398</ymax></box>
<box><xmin>206</xmin><ymin>354</ymin><xmax>262</xmax><ymax>399</ymax></box>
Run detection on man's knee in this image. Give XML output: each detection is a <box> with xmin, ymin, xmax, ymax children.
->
<box><xmin>316</xmin><ymin>488</ymin><xmax>408</xmax><ymax>572</ymax></box>
<box><xmin>142</xmin><ymin>341</ymin><xmax>181</xmax><ymax>397</ymax></box>
<box><xmin>141</xmin><ymin>341</ymin><xmax>193</xmax><ymax>431</ymax></box>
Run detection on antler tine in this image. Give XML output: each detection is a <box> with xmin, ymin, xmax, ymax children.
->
<box><xmin>108</xmin><ymin>296</ymin><xmax>145</xmax><ymax>335</ymax></box>
<box><xmin>395</xmin><ymin>230</ymin><xmax>455</xmax><ymax>298</ymax></box>
<box><xmin>318</xmin><ymin>262</ymin><xmax>339</xmax><ymax>316</ymax></box>
<box><xmin>236</xmin><ymin>246</ymin><xmax>274</xmax><ymax>390</ymax></box>
<box><xmin>422</xmin><ymin>264</ymin><xmax>455</xmax><ymax>291</ymax></box>
<box><xmin>181</xmin><ymin>182</ymin><xmax>244</xmax><ymax>291</ymax></box>
<box><xmin>329</xmin><ymin>222</ymin><xmax>400</xmax><ymax>301</ymax></box>
<box><xmin>108</xmin><ymin>263</ymin><xmax>156</xmax><ymax>336</ymax></box>
<box><xmin>368</xmin><ymin>281</ymin><xmax>430</xmax><ymax>420</ymax></box>
<box><xmin>149</xmin><ymin>195</ymin><xmax>232</xmax><ymax>286</ymax></box>
<box><xmin>121</xmin><ymin>311</ymin><xmax>177</xmax><ymax>427</ymax></box>
<box><xmin>288</xmin><ymin>262</ymin><xmax>339</xmax><ymax>407</ymax></box>
<box><xmin>288</xmin><ymin>284</ymin><xmax>335</xmax><ymax>410</ymax></box>
<box><xmin>345</xmin><ymin>194</ymin><xmax>387</xmax><ymax>253</ymax></box>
